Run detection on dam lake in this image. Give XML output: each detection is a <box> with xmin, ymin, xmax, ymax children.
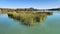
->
<box><xmin>0</xmin><ymin>11</ymin><xmax>60</xmax><ymax>34</ymax></box>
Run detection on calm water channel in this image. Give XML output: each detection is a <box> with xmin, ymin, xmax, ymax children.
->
<box><xmin>0</xmin><ymin>11</ymin><xmax>60</xmax><ymax>34</ymax></box>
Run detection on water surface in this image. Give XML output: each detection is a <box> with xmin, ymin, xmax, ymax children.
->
<box><xmin>0</xmin><ymin>11</ymin><xmax>60</xmax><ymax>34</ymax></box>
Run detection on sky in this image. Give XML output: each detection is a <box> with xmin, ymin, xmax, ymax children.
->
<box><xmin>0</xmin><ymin>0</ymin><xmax>60</xmax><ymax>9</ymax></box>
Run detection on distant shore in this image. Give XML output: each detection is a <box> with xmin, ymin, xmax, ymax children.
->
<box><xmin>0</xmin><ymin>8</ymin><xmax>60</xmax><ymax>13</ymax></box>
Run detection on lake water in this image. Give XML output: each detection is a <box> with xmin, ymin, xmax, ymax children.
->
<box><xmin>0</xmin><ymin>11</ymin><xmax>60</xmax><ymax>34</ymax></box>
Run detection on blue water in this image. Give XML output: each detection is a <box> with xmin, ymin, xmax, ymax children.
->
<box><xmin>0</xmin><ymin>11</ymin><xmax>60</xmax><ymax>34</ymax></box>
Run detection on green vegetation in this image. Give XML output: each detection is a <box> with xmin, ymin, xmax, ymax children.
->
<box><xmin>48</xmin><ymin>8</ymin><xmax>60</xmax><ymax>10</ymax></box>
<box><xmin>8</xmin><ymin>12</ymin><xmax>53</xmax><ymax>26</ymax></box>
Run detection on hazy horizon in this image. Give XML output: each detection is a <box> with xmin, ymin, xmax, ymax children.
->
<box><xmin>0</xmin><ymin>0</ymin><xmax>60</xmax><ymax>9</ymax></box>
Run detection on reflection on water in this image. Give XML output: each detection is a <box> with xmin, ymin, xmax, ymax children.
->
<box><xmin>8</xmin><ymin>12</ymin><xmax>53</xmax><ymax>26</ymax></box>
<box><xmin>1</xmin><ymin>11</ymin><xmax>60</xmax><ymax>34</ymax></box>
